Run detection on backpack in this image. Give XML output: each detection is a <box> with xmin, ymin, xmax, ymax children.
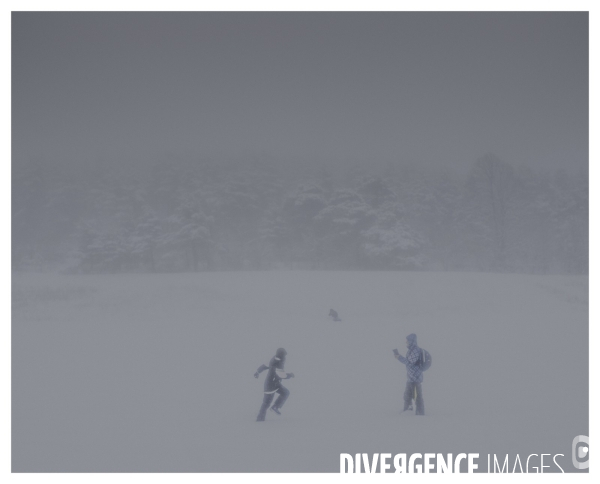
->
<box><xmin>419</xmin><ymin>348</ymin><xmax>432</xmax><ymax>371</ymax></box>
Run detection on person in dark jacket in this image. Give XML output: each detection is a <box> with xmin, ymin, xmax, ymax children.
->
<box><xmin>254</xmin><ymin>348</ymin><xmax>295</xmax><ymax>421</ymax></box>
<box><xmin>394</xmin><ymin>333</ymin><xmax>425</xmax><ymax>415</ymax></box>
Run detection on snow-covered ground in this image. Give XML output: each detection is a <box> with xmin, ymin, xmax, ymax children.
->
<box><xmin>11</xmin><ymin>271</ymin><xmax>588</xmax><ymax>472</ymax></box>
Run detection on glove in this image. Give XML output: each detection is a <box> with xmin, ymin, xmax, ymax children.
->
<box><xmin>254</xmin><ymin>372</ymin><xmax>259</xmax><ymax>378</ymax></box>
<box><xmin>287</xmin><ymin>372</ymin><xmax>295</xmax><ymax>378</ymax></box>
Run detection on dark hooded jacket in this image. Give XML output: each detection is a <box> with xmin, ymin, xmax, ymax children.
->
<box><xmin>396</xmin><ymin>333</ymin><xmax>423</xmax><ymax>383</ymax></box>
<box><xmin>256</xmin><ymin>348</ymin><xmax>293</xmax><ymax>393</ymax></box>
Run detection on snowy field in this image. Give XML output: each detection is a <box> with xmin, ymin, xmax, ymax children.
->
<box><xmin>12</xmin><ymin>271</ymin><xmax>588</xmax><ymax>472</ymax></box>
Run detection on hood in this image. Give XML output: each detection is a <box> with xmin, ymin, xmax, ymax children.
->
<box><xmin>407</xmin><ymin>333</ymin><xmax>418</xmax><ymax>348</ymax></box>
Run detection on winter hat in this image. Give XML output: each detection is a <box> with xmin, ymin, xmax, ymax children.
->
<box><xmin>276</xmin><ymin>348</ymin><xmax>287</xmax><ymax>358</ymax></box>
<box><xmin>406</xmin><ymin>334</ymin><xmax>417</xmax><ymax>346</ymax></box>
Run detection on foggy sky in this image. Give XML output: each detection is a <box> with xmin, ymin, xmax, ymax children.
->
<box><xmin>12</xmin><ymin>12</ymin><xmax>588</xmax><ymax>173</ymax></box>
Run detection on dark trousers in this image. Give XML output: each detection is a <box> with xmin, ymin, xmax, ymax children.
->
<box><xmin>257</xmin><ymin>385</ymin><xmax>290</xmax><ymax>420</ymax></box>
<box><xmin>403</xmin><ymin>381</ymin><xmax>424</xmax><ymax>415</ymax></box>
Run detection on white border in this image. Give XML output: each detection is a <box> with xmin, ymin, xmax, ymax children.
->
<box><xmin>4</xmin><ymin>2</ymin><xmax>596</xmax><ymax>483</ymax></box>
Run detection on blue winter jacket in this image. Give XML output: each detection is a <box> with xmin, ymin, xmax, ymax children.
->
<box><xmin>396</xmin><ymin>333</ymin><xmax>423</xmax><ymax>383</ymax></box>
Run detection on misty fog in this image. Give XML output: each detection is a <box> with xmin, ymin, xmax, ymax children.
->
<box><xmin>12</xmin><ymin>12</ymin><xmax>588</xmax><ymax>276</ymax></box>
<box><xmin>11</xmin><ymin>11</ymin><xmax>589</xmax><ymax>473</ymax></box>
<box><xmin>12</xmin><ymin>153</ymin><xmax>588</xmax><ymax>274</ymax></box>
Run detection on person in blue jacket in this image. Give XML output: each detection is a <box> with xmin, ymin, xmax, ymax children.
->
<box><xmin>254</xmin><ymin>348</ymin><xmax>295</xmax><ymax>421</ymax></box>
<box><xmin>394</xmin><ymin>333</ymin><xmax>425</xmax><ymax>415</ymax></box>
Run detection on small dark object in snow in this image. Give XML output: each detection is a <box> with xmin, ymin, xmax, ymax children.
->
<box><xmin>328</xmin><ymin>309</ymin><xmax>342</xmax><ymax>321</ymax></box>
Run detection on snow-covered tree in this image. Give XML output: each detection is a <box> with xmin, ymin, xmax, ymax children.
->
<box><xmin>362</xmin><ymin>204</ymin><xmax>425</xmax><ymax>270</ymax></box>
<box><xmin>314</xmin><ymin>189</ymin><xmax>373</xmax><ymax>268</ymax></box>
<box><xmin>464</xmin><ymin>154</ymin><xmax>516</xmax><ymax>271</ymax></box>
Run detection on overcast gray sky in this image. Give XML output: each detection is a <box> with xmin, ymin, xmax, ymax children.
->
<box><xmin>12</xmin><ymin>12</ymin><xmax>588</xmax><ymax>173</ymax></box>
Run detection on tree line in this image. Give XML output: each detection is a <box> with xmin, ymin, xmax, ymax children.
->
<box><xmin>12</xmin><ymin>154</ymin><xmax>588</xmax><ymax>274</ymax></box>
